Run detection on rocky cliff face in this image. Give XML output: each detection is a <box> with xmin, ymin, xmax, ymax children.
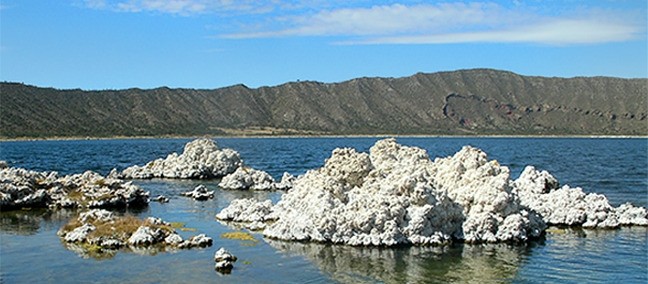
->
<box><xmin>2</xmin><ymin>69</ymin><xmax>646</xmax><ymax>138</ymax></box>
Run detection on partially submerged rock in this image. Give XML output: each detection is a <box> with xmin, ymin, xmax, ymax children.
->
<box><xmin>179</xmin><ymin>234</ymin><xmax>214</xmax><ymax>248</ymax></box>
<box><xmin>219</xmin><ymin>167</ymin><xmax>295</xmax><ymax>191</ymax></box>
<box><xmin>513</xmin><ymin>166</ymin><xmax>648</xmax><ymax>228</ymax></box>
<box><xmin>120</xmin><ymin>139</ymin><xmax>242</xmax><ymax>179</ymax></box>
<box><xmin>219</xmin><ymin>167</ymin><xmax>276</xmax><ymax>190</ymax></box>
<box><xmin>152</xmin><ymin>195</ymin><xmax>170</xmax><ymax>203</ymax></box>
<box><xmin>214</xmin><ymin>247</ymin><xmax>237</xmax><ymax>273</ymax></box>
<box><xmin>274</xmin><ymin>172</ymin><xmax>296</xmax><ymax>191</ymax></box>
<box><xmin>58</xmin><ymin>209</ymin><xmax>213</xmax><ymax>255</ymax></box>
<box><xmin>0</xmin><ymin>165</ymin><xmax>149</xmax><ymax>211</ymax></box>
<box><xmin>181</xmin><ymin>185</ymin><xmax>214</xmax><ymax>201</ymax></box>
<box><xmin>215</xmin><ymin>198</ymin><xmax>275</xmax><ymax>223</ymax></box>
<box><xmin>217</xmin><ymin>138</ymin><xmax>647</xmax><ymax>247</ymax></box>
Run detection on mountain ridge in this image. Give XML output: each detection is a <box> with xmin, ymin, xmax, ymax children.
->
<box><xmin>1</xmin><ymin>69</ymin><xmax>646</xmax><ymax>138</ymax></box>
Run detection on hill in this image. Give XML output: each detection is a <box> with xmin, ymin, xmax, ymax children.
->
<box><xmin>1</xmin><ymin>69</ymin><xmax>646</xmax><ymax>138</ymax></box>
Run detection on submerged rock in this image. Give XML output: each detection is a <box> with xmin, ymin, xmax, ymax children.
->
<box><xmin>119</xmin><ymin>138</ymin><xmax>242</xmax><ymax>179</ymax></box>
<box><xmin>513</xmin><ymin>166</ymin><xmax>648</xmax><ymax>228</ymax></box>
<box><xmin>218</xmin><ymin>138</ymin><xmax>647</xmax><ymax>247</ymax></box>
<box><xmin>181</xmin><ymin>185</ymin><xmax>214</xmax><ymax>200</ymax></box>
<box><xmin>0</xmin><ymin>165</ymin><xmax>149</xmax><ymax>211</ymax></box>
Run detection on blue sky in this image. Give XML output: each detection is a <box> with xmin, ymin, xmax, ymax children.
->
<box><xmin>1</xmin><ymin>0</ymin><xmax>646</xmax><ymax>90</ymax></box>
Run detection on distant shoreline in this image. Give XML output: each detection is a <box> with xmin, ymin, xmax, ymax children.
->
<box><xmin>1</xmin><ymin>134</ymin><xmax>647</xmax><ymax>142</ymax></box>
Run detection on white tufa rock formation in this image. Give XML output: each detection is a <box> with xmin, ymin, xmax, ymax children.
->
<box><xmin>181</xmin><ymin>185</ymin><xmax>214</xmax><ymax>201</ymax></box>
<box><xmin>0</xmin><ymin>165</ymin><xmax>149</xmax><ymax>210</ymax></box>
<box><xmin>216</xmin><ymin>198</ymin><xmax>275</xmax><ymax>223</ymax></box>
<box><xmin>219</xmin><ymin>167</ymin><xmax>276</xmax><ymax>190</ymax></box>
<box><xmin>214</xmin><ymin>247</ymin><xmax>237</xmax><ymax>273</ymax></box>
<box><xmin>218</xmin><ymin>139</ymin><xmax>544</xmax><ymax>246</ymax></box>
<box><xmin>119</xmin><ymin>139</ymin><xmax>242</xmax><ymax>179</ymax></box>
<box><xmin>218</xmin><ymin>167</ymin><xmax>294</xmax><ymax>191</ymax></box>
<box><xmin>217</xmin><ymin>138</ymin><xmax>647</xmax><ymax>246</ymax></box>
<box><xmin>58</xmin><ymin>209</ymin><xmax>213</xmax><ymax>251</ymax></box>
<box><xmin>513</xmin><ymin>166</ymin><xmax>648</xmax><ymax>228</ymax></box>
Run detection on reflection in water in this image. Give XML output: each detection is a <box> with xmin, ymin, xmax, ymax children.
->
<box><xmin>266</xmin><ymin>238</ymin><xmax>535</xmax><ymax>283</ymax></box>
<box><xmin>0</xmin><ymin>209</ymin><xmax>76</xmax><ymax>235</ymax></box>
<box><xmin>62</xmin><ymin>242</ymin><xmax>119</xmax><ymax>260</ymax></box>
<box><xmin>62</xmin><ymin>241</ymin><xmax>186</xmax><ymax>260</ymax></box>
<box><xmin>521</xmin><ymin>226</ymin><xmax>648</xmax><ymax>283</ymax></box>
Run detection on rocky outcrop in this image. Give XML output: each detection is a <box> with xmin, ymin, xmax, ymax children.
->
<box><xmin>513</xmin><ymin>166</ymin><xmax>648</xmax><ymax>228</ymax></box>
<box><xmin>178</xmin><ymin>234</ymin><xmax>213</xmax><ymax>248</ymax></box>
<box><xmin>152</xmin><ymin>195</ymin><xmax>169</xmax><ymax>203</ymax></box>
<box><xmin>218</xmin><ymin>139</ymin><xmax>546</xmax><ymax>246</ymax></box>
<box><xmin>181</xmin><ymin>185</ymin><xmax>214</xmax><ymax>201</ymax></box>
<box><xmin>218</xmin><ymin>167</ymin><xmax>294</xmax><ymax>191</ymax></box>
<box><xmin>58</xmin><ymin>209</ymin><xmax>213</xmax><ymax>254</ymax></box>
<box><xmin>119</xmin><ymin>139</ymin><xmax>242</xmax><ymax>179</ymax></box>
<box><xmin>216</xmin><ymin>198</ymin><xmax>275</xmax><ymax>223</ymax></box>
<box><xmin>214</xmin><ymin>247</ymin><xmax>237</xmax><ymax>273</ymax></box>
<box><xmin>0</xmin><ymin>164</ymin><xmax>149</xmax><ymax>211</ymax></box>
<box><xmin>217</xmin><ymin>139</ymin><xmax>648</xmax><ymax>246</ymax></box>
<box><xmin>219</xmin><ymin>167</ymin><xmax>275</xmax><ymax>190</ymax></box>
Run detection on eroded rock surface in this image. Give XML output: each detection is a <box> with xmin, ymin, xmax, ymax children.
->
<box><xmin>181</xmin><ymin>185</ymin><xmax>214</xmax><ymax>201</ymax></box>
<box><xmin>58</xmin><ymin>209</ymin><xmax>213</xmax><ymax>254</ymax></box>
<box><xmin>216</xmin><ymin>198</ymin><xmax>275</xmax><ymax>223</ymax></box>
<box><xmin>214</xmin><ymin>247</ymin><xmax>237</xmax><ymax>273</ymax></box>
<box><xmin>120</xmin><ymin>139</ymin><xmax>242</xmax><ymax>179</ymax></box>
<box><xmin>219</xmin><ymin>167</ymin><xmax>276</xmax><ymax>190</ymax></box>
<box><xmin>218</xmin><ymin>138</ymin><xmax>647</xmax><ymax>246</ymax></box>
<box><xmin>219</xmin><ymin>139</ymin><xmax>544</xmax><ymax>246</ymax></box>
<box><xmin>513</xmin><ymin>166</ymin><xmax>648</xmax><ymax>228</ymax></box>
<box><xmin>0</xmin><ymin>165</ymin><xmax>149</xmax><ymax>210</ymax></box>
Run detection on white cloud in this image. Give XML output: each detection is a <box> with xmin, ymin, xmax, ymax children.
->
<box><xmin>221</xmin><ymin>2</ymin><xmax>644</xmax><ymax>45</ymax></box>
<box><xmin>224</xmin><ymin>3</ymin><xmax>511</xmax><ymax>38</ymax></box>
<box><xmin>81</xmin><ymin>1</ymin><xmax>645</xmax><ymax>45</ymax></box>
<box><xmin>83</xmin><ymin>0</ymin><xmax>273</xmax><ymax>15</ymax></box>
<box><xmin>347</xmin><ymin>19</ymin><xmax>641</xmax><ymax>45</ymax></box>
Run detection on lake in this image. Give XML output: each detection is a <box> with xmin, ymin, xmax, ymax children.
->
<box><xmin>1</xmin><ymin>137</ymin><xmax>646</xmax><ymax>283</ymax></box>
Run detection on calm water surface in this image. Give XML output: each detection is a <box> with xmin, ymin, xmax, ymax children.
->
<box><xmin>1</xmin><ymin>137</ymin><xmax>646</xmax><ymax>283</ymax></box>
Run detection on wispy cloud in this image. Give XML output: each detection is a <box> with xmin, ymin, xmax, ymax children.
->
<box><xmin>346</xmin><ymin>18</ymin><xmax>641</xmax><ymax>45</ymax></box>
<box><xmin>221</xmin><ymin>2</ymin><xmax>644</xmax><ymax>45</ymax></box>
<box><xmin>225</xmin><ymin>3</ymin><xmax>513</xmax><ymax>38</ymax></box>
<box><xmin>81</xmin><ymin>1</ymin><xmax>645</xmax><ymax>45</ymax></box>
<box><xmin>82</xmin><ymin>0</ymin><xmax>273</xmax><ymax>15</ymax></box>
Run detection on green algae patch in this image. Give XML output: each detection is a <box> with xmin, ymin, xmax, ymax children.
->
<box><xmin>221</xmin><ymin>231</ymin><xmax>257</xmax><ymax>242</ymax></box>
<box><xmin>545</xmin><ymin>228</ymin><xmax>567</xmax><ymax>235</ymax></box>
<box><xmin>170</xmin><ymin>222</ymin><xmax>185</xmax><ymax>229</ymax></box>
<box><xmin>170</xmin><ymin>222</ymin><xmax>197</xmax><ymax>232</ymax></box>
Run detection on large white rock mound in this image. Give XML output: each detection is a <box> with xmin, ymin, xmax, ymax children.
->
<box><xmin>120</xmin><ymin>138</ymin><xmax>242</xmax><ymax>179</ymax></box>
<box><xmin>219</xmin><ymin>138</ymin><xmax>547</xmax><ymax>246</ymax></box>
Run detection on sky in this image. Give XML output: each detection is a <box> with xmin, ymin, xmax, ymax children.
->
<box><xmin>1</xmin><ymin>0</ymin><xmax>646</xmax><ymax>90</ymax></box>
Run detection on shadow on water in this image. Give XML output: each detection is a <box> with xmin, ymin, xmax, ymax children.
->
<box><xmin>265</xmin><ymin>238</ymin><xmax>538</xmax><ymax>284</ymax></box>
